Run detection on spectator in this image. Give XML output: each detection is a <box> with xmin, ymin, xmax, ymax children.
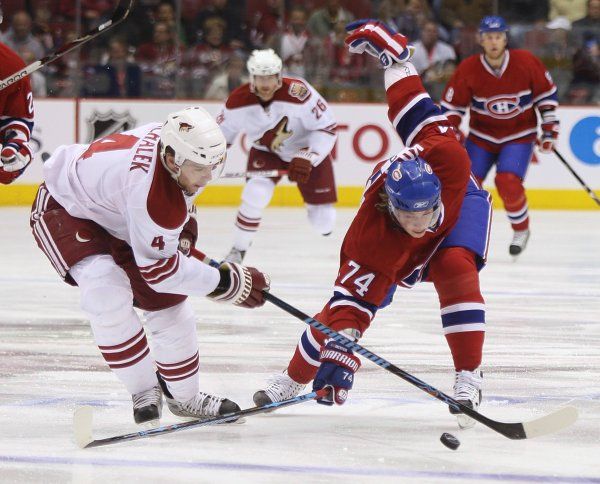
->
<box><xmin>572</xmin><ymin>0</ymin><xmax>600</xmax><ymax>48</ymax></box>
<box><xmin>393</xmin><ymin>0</ymin><xmax>434</xmax><ymax>43</ymax></box>
<box><xmin>1</xmin><ymin>10</ymin><xmax>45</xmax><ymax>60</ymax></box>
<box><xmin>155</xmin><ymin>1</ymin><xmax>187</xmax><ymax>46</ymax></box>
<box><xmin>83</xmin><ymin>37</ymin><xmax>141</xmax><ymax>98</ymax></box>
<box><xmin>307</xmin><ymin>0</ymin><xmax>354</xmax><ymax>38</ymax></box>
<box><xmin>204</xmin><ymin>51</ymin><xmax>248</xmax><ymax>100</ymax></box>
<box><xmin>248</xmin><ymin>0</ymin><xmax>283</xmax><ymax>49</ymax></box>
<box><xmin>192</xmin><ymin>0</ymin><xmax>246</xmax><ymax>49</ymax></box>
<box><xmin>549</xmin><ymin>0</ymin><xmax>587</xmax><ymax>22</ymax></box>
<box><xmin>439</xmin><ymin>0</ymin><xmax>493</xmax><ymax>31</ymax></box>
<box><xmin>136</xmin><ymin>22</ymin><xmax>184</xmax><ymax>98</ymax></box>
<box><xmin>57</xmin><ymin>0</ymin><xmax>113</xmax><ymax>32</ymax></box>
<box><xmin>568</xmin><ymin>34</ymin><xmax>600</xmax><ymax>103</ymax></box>
<box><xmin>185</xmin><ymin>24</ymin><xmax>232</xmax><ymax>97</ymax></box>
<box><xmin>277</xmin><ymin>5</ymin><xmax>310</xmax><ymax>78</ymax></box>
<box><xmin>410</xmin><ymin>20</ymin><xmax>457</xmax><ymax>101</ymax></box>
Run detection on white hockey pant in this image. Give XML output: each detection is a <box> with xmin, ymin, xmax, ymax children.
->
<box><xmin>70</xmin><ymin>255</ymin><xmax>200</xmax><ymax>400</ymax></box>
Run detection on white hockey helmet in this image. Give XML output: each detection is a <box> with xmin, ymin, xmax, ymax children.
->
<box><xmin>160</xmin><ymin>106</ymin><xmax>227</xmax><ymax>175</ymax></box>
<box><xmin>247</xmin><ymin>49</ymin><xmax>283</xmax><ymax>91</ymax></box>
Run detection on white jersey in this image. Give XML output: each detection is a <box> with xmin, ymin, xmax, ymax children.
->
<box><xmin>217</xmin><ymin>76</ymin><xmax>337</xmax><ymax>165</ymax></box>
<box><xmin>43</xmin><ymin>123</ymin><xmax>220</xmax><ymax>297</ymax></box>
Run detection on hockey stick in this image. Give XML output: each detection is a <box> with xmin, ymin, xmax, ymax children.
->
<box><xmin>263</xmin><ymin>291</ymin><xmax>579</xmax><ymax>440</ymax></box>
<box><xmin>221</xmin><ymin>169</ymin><xmax>288</xmax><ymax>179</ymax></box>
<box><xmin>74</xmin><ymin>389</ymin><xmax>327</xmax><ymax>448</ymax></box>
<box><xmin>552</xmin><ymin>148</ymin><xmax>600</xmax><ymax>207</ymax></box>
<box><xmin>186</xmin><ymin>247</ymin><xmax>579</xmax><ymax>440</ymax></box>
<box><xmin>0</xmin><ymin>0</ymin><xmax>135</xmax><ymax>91</ymax></box>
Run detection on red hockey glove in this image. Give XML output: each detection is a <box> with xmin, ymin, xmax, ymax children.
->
<box><xmin>538</xmin><ymin>121</ymin><xmax>559</xmax><ymax>154</ymax></box>
<box><xmin>313</xmin><ymin>340</ymin><xmax>361</xmax><ymax>406</ymax></box>
<box><xmin>345</xmin><ymin>19</ymin><xmax>412</xmax><ymax>68</ymax></box>
<box><xmin>0</xmin><ymin>139</ymin><xmax>32</xmax><ymax>172</ymax></box>
<box><xmin>288</xmin><ymin>151</ymin><xmax>314</xmax><ymax>184</ymax></box>
<box><xmin>208</xmin><ymin>262</ymin><xmax>270</xmax><ymax>308</ymax></box>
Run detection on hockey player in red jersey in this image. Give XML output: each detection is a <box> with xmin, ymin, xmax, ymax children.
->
<box><xmin>30</xmin><ymin>107</ymin><xmax>270</xmax><ymax>425</ymax></box>
<box><xmin>0</xmin><ymin>40</ymin><xmax>35</xmax><ymax>184</ymax></box>
<box><xmin>253</xmin><ymin>20</ymin><xmax>493</xmax><ymax>429</ymax></box>
<box><xmin>441</xmin><ymin>16</ymin><xmax>559</xmax><ymax>257</ymax></box>
<box><xmin>218</xmin><ymin>49</ymin><xmax>338</xmax><ymax>264</ymax></box>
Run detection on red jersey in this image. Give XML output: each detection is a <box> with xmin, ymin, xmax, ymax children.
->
<box><xmin>315</xmin><ymin>62</ymin><xmax>471</xmax><ymax>336</ymax></box>
<box><xmin>440</xmin><ymin>49</ymin><xmax>557</xmax><ymax>151</ymax></box>
<box><xmin>0</xmin><ymin>42</ymin><xmax>34</xmax><ymax>148</ymax></box>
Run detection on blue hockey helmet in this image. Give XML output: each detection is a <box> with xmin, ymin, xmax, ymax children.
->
<box><xmin>479</xmin><ymin>16</ymin><xmax>508</xmax><ymax>33</ymax></box>
<box><xmin>385</xmin><ymin>157</ymin><xmax>441</xmax><ymax>212</ymax></box>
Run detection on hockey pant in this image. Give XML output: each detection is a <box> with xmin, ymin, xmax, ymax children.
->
<box><xmin>70</xmin><ymin>254</ymin><xmax>200</xmax><ymax>401</ymax></box>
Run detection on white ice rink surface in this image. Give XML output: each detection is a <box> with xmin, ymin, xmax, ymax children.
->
<box><xmin>1</xmin><ymin>206</ymin><xmax>599</xmax><ymax>483</ymax></box>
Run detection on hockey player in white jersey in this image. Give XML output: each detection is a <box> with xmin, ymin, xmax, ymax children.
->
<box><xmin>218</xmin><ymin>49</ymin><xmax>338</xmax><ymax>263</ymax></box>
<box><xmin>30</xmin><ymin>107</ymin><xmax>270</xmax><ymax>425</ymax></box>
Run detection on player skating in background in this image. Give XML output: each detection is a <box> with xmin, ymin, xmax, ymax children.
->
<box><xmin>30</xmin><ymin>107</ymin><xmax>270</xmax><ymax>425</ymax></box>
<box><xmin>0</xmin><ymin>38</ymin><xmax>35</xmax><ymax>184</ymax></box>
<box><xmin>218</xmin><ymin>49</ymin><xmax>338</xmax><ymax>264</ymax></box>
<box><xmin>441</xmin><ymin>16</ymin><xmax>559</xmax><ymax>257</ymax></box>
<box><xmin>254</xmin><ymin>20</ymin><xmax>492</xmax><ymax>430</ymax></box>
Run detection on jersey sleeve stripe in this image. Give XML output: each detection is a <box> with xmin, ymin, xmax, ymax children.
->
<box><xmin>139</xmin><ymin>253</ymin><xmax>180</xmax><ymax>284</ymax></box>
<box><xmin>440</xmin><ymin>100</ymin><xmax>467</xmax><ymax>114</ymax></box>
<box><xmin>532</xmin><ymin>86</ymin><xmax>558</xmax><ymax>105</ymax></box>
<box><xmin>390</xmin><ymin>93</ymin><xmax>446</xmax><ymax>146</ymax></box>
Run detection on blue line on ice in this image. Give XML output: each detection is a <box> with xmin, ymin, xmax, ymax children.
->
<box><xmin>1</xmin><ymin>455</ymin><xmax>599</xmax><ymax>482</ymax></box>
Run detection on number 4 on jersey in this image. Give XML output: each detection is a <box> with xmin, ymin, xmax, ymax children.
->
<box><xmin>151</xmin><ymin>236</ymin><xmax>165</xmax><ymax>251</ymax></box>
<box><xmin>340</xmin><ymin>261</ymin><xmax>375</xmax><ymax>296</ymax></box>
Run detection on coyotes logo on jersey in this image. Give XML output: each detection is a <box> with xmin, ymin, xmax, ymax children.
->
<box><xmin>255</xmin><ymin>116</ymin><xmax>292</xmax><ymax>152</ymax></box>
<box><xmin>288</xmin><ymin>81</ymin><xmax>310</xmax><ymax>101</ymax></box>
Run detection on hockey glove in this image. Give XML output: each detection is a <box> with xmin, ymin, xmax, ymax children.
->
<box><xmin>178</xmin><ymin>206</ymin><xmax>198</xmax><ymax>256</ymax></box>
<box><xmin>288</xmin><ymin>151</ymin><xmax>315</xmax><ymax>184</ymax></box>
<box><xmin>313</xmin><ymin>340</ymin><xmax>361</xmax><ymax>406</ymax></box>
<box><xmin>0</xmin><ymin>138</ymin><xmax>33</xmax><ymax>184</ymax></box>
<box><xmin>345</xmin><ymin>19</ymin><xmax>412</xmax><ymax>68</ymax></box>
<box><xmin>538</xmin><ymin>121</ymin><xmax>559</xmax><ymax>154</ymax></box>
<box><xmin>208</xmin><ymin>262</ymin><xmax>270</xmax><ymax>308</ymax></box>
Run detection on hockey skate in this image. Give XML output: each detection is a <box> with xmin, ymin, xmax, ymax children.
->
<box><xmin>253</xmin><ymin>371</ymin><xmax>306</xmax><ymax>406</ymax></box>
<box><xmin>157</xmin><ymin>374</ymin><xmax>240</xmax><ymax>421</ymax></box>
<box><xmin>224</xmin><ymin>247</ymin><xmax>246</xmax><ymax>264</ymax></box>
<box><xmin>449</xmin><ymin>369</ymin><xmax>483</xmax><ymax>429</ymax></box>
<box><xmin>509</xmin><ymin>229</ymin><xmax>530</xmax><ymax>257</ymax></box>
<box><xmin>132</xmin><ymin>385</ymin><xmax>163</xmax><ymax>426</ymax></box>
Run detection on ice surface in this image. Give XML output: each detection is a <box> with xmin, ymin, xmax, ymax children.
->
<box><xmin>1</xmin><ymin>206</ymin><xmax>599</xmax><ymax>483</ymax></box>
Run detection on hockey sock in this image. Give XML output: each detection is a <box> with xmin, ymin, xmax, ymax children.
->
<box><xmin>495</xmin><ymin>172</ymin><xmax>529</xmax><ymax>231</ymax></box>
<box><xmin>429</xmin><ymin>247</ymin><xmax>485</xmax><ymax>371</ymax></box>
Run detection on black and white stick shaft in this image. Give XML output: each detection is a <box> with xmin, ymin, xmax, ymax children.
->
<box><xmin>74</xmin><ymin>389</ymin><xmax>327</xmax><ymax>448</ymax></box>
<box><xmin>552</xmin><ymin>148</ymin><xmax>600</xmax><ymax>207</ymax></box>
<box><xmin>221</xmin><ymin>169</ymin><xmax>288</xmax><ymax>179</ymax></box>
<box><xmin>0</xmin><ymin>0</ymin><xmax>135</xmax><ymax>91</ymax></box>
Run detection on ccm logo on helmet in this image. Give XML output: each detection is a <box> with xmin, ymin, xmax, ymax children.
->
<box><xmin>485</xmin><ymin>95</ymin><xmax>522</xmax><ymax>119</ymax></box>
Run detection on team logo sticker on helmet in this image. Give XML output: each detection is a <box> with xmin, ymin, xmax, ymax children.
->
<box><xmin>178</xmin><ymin>122</ymin><xmax>194</xmax><ymax>132</ymax></box>
<box><xmin>391</xmin><ymin>168</ymin><xmax>402</xmax><ymax>181</ymax></box>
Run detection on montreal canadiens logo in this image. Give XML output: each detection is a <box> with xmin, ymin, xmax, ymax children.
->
<box><xmin>485</xmin><ymin>95</ymin><xmax>522</xmax><ymax>119</ymax></box>
<box><xmin>391</xmin><ymin>168</ymin><xmax>402</xmax><ymax>181</ymax></box>
<box><xmin>423</xmin><ymin>162</ymin><xmax>433</xmax><ymax>174</ymax></box>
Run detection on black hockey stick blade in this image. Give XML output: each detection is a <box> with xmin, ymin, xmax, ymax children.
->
<box><xmin>0</xmin><ymin>0</ymin><xmax>135</xmax><ymax>90</ymax></box>
<box><xmin>74</xmin><ymin>389</ymin><xmax>327</xmax><ymax>448</ymax></box>
<box><xmin>552</xmin><ymin>148</ymin><xmax>600</xmax><ymax>207</ymax></box>
<box><xmin>264</xmin><ymin>291</ymin><xmax>578</xmax><ymax>440</ymax></box>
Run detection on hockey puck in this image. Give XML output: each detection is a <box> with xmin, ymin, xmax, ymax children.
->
<box><xmin>440</xmin><ymin>432</ymin><xmax>460</xmax><ymax>450</ymax></box>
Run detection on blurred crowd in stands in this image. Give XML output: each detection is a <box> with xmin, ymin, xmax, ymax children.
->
<box><xmin>1</xmin><ymin>0</ymin><xmax>598</xmax><ymax>104</ymax></box>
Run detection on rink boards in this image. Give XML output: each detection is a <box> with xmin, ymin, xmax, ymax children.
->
<box><xmin>1</xmin><ymin>99</ymin><xmax>598</xmax><ymax>209</ymax></box>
